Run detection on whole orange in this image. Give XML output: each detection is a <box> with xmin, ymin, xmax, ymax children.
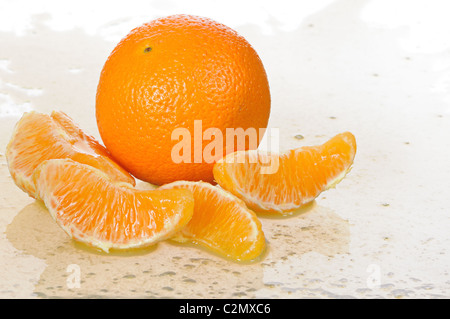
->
<box><xmin>96</xmin><ymin>14</ymin><xmax>270</xmax><ymax>185</ymax></box>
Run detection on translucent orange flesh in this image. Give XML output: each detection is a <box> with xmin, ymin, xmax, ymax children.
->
<box><xmin>33</xmin><ymin>159</ymin><xmax>194</xmax><ymax>252</ymax></box>
<box><xmin>6</xmin><ymin>111</ymin><xmax>135</xmax><ymax>198</ymax></box>
<box><xmin>213</xmin><ymin>132</ymin><xmax>357</xmax><ymax>214</ymax></box>
<box><xmin>159</xmin><ymin>181</ymin><xmax>266</xmax><ymax>262</ymax></box>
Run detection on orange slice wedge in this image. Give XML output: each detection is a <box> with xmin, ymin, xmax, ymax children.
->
<box><xmin>159</xmin><ymin>181</ymin><xmax>266</xmax><ymax>262</ymax></box>
<box><xmin>213</xmin><ymin>132</ymin><xmax>357</xmax><ymax>214</ymax></box>
<box><xmin>32</xmin><ymin>159</ymin><xmax>194</xmax><ymax>252</ymax></box>
<box><xmin>6</xmin><ymin>111</ymin><xmax>135</xmax><ymax>199</ymax></box>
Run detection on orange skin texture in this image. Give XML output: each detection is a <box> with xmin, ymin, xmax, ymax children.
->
<box><xmin>96</xmin><ymin>14</ymin><xmax>271</xmax><ymax>185</ymax></box>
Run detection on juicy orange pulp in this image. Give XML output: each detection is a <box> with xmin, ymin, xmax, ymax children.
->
<box><xmin>213</xmin><ymin>132</ymin><xmax>357</xmax><ymax>214</ymax></box>
<box><xmin>33</xmin><ymin>159</ymin><xmax>194</xmax><ymax>252</ymax></box>
<box><xmin>160</xmin><ymin>181</ymin><xmax>266</xmax><ymax>261</ymax></box>
<box><xmin>6</xmin><ymin>111</ymin><xmax>135</xmax><ymax>199</ymax></box>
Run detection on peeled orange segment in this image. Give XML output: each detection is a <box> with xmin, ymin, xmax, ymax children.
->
<box><xmin>32</xmin><ymin>159</ymin><xmax>194</xmax><ymax>252</ymax></box>
<box><xmin>6</xmin><ymin>111</ymin><xmax>135</xmax><ymax>199</ymax></box>
<box><xmin>213</xmin><ymin>132</ymin><xmax>357</xmax><ymax>214</ymax></box>
<box><xmin>159</xmin><ymin>181</ymin><xmax>266</xmax><ymax>262</ymax></box>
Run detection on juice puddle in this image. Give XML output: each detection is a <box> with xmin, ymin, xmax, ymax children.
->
<box><xmin>6</xmin><ymin>201</ymin><xmax>266</xmax><ymax>298</ymax></box>
<box><xmin>255</xmin><ymin>200</ymin><xmax>317</xmax><ymax>219</ymax></box>
<box><xmin>166</xmin><ymin>238</ymin><xmax>269</xmax><ymax>265</ymax></box>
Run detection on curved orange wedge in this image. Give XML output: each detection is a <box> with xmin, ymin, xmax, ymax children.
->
<box><xmin>6</xmin><ymin>111</ymin><xmax>135</xmax><ymax>199</ymax></box>
<box><xmin>33</xmin><ymin>159</ymin><xmax>194</xmax><ymax>252</ymax></box>
<box><xmin>213</xmin><ymin>132</ymin><xmax>357</xmax><ymax>214</ymax></box>
<box><xmin>159</xmin><ymin>181</ymin><xmax>266</xmax><ymax>262</ymax></box>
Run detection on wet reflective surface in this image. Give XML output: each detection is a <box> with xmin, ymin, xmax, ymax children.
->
<box><xmin>0</xmin><ymin>0</ymin><xmax>449</xmax><ymax>298</ymax></box>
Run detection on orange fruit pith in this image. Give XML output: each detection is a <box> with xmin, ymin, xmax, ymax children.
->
<box><xmin>213</xmin><ymin>132</ymin><xmax>357</xmax><ymax>214</ymax></box>
<box><xmin>96</xmin><ymin>14</ymin><xmax>271</xmax><ymax>185</ymax></box>
<box><xmin>5</xmin><ymin>111</ymin><xmax>135</xmax><ymax>199</ymax></box>
<box><xmin>33</xmin><ymin>159</ymin><xmax>194</xmax><ymax>252</ymax></box>
<box><xmin>159</xmin><ymin>181</ymin><xmax>265</xmax><ymax>262</ymax></box>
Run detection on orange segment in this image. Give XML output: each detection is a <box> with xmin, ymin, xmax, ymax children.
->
<box><xmin>213</xmin><ymin>132</ymin><xmax>357</xmax><ymax>214</ymax></box>
<box><xmin>159</xmin><ymin>181</ymin><xmax>265</xmax><ymax>262</ymax></box>
<box><xmin>6</xmin><ymin>111</ymin><xmax>135</xmax><ymax>199</ymax></box>
<box><xmin>32</xmin><ymin>159</ymin><xmax>194</xmax><ymax>252</ymax></box>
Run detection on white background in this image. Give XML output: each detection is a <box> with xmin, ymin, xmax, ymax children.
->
<box><xmin>0</xmin><ymin>0</ymin><xmax>449</xmax><ymax>298</ymax></box>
